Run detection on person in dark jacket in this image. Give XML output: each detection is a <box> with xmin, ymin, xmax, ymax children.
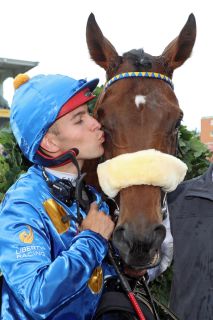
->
<box><xmin>168</xmin><ymin>164</ymin><xmax>213</xmax><ymax>320</ymax></box>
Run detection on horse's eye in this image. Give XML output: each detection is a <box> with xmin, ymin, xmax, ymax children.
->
<box><xmin>175</xmin><ymin>119</ymin><xmax>181</xmax><ymax>129</ymax></box>
<box><xmin>175</xmin><ymin>114</ymin><xmax>183</xmax><ymax>130</ymax></box>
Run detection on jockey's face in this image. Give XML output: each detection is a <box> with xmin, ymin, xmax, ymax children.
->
<box><xmin>45</xmin><ymin>104</ymin><xmax>105</xmax><ymax>162</ymax></box>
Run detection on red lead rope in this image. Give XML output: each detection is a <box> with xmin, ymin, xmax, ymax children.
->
<box><xmin>128</xmin><ymin>292</ymin><xmax>146</xmax><ymax>320</ymax></box>
<box><xmin>108</xmin><ymin>243</ymin><xmax>146</xmax><ymax>320</ymax></box>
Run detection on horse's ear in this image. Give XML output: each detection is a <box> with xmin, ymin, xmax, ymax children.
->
<box><xmin>86</xmin><ymin>13</ymin><xmax>120</xmax><ymax>71</ymax></box>
<box><xmin>162</xmin><ymin>13</ymin><xmax>196</xmax><ymax>72</ymax></box>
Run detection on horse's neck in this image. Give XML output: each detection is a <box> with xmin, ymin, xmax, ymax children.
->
<box><xmin>82</xmin><ymin>158</ymin><xmax>101</xmax><ymax>191</ymax></box>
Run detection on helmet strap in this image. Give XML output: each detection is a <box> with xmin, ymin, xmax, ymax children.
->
<box><xmin>36</xmin><ymin>148</ymin><xmax>80</xmax><ymax>174</ymax></box>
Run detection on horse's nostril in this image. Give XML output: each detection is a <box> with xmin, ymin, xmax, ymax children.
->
<box><xmin>153</xmin><ymin>224</ymin><xmax>166</xmax><ymax>247</ymax></box>
<box><xmin>113</xmin><ymin>226</ymin><xmax>125</xmax><ymax>242</ymax></box>
<box><xmin>113</xmin><ymin>225</ymin><xmax>131</xmax><ymax>251</ymax></box>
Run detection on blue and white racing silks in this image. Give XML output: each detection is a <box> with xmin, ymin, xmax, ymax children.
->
<box><xmin>0</xmin><ymin>165</ymin><xmax>115</xmax><ymax>319</ymax></box>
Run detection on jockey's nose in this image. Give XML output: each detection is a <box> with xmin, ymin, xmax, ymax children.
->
<box><xmin>89</xmin><ymin>115</ymin><xmax>101</xmax><ymax>131</ymax></box>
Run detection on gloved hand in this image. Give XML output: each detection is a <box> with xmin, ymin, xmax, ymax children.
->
<box><xmin>147</xmin><ymin>211</ymin><xmax>173</xmax><ymax>282</ymax></box>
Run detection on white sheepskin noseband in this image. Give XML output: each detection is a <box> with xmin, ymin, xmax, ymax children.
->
<box><xmin>97</xmin><ymin>149</ymin><xmax>187</xmax><ymax>197</ymax></box>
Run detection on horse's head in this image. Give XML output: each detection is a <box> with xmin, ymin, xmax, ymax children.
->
<box><xmin>86</xmin><ymin>13</ymin><xmax>196</xmax><ymax>276</ymax></box>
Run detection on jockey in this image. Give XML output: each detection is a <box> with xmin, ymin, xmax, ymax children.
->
<box><xmin>0</xmin><ymin>73</ymin><xmax>173</xmax><ymax>320</ymax></box>
<box><xmin>0</xmin><ymin>74</ymin><xmax>115</xmax><ymax>319</ymax></box>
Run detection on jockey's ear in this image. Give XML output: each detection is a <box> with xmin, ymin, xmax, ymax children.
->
<box><xmin>40</xmin><ymin>131</ymin><xmax>60</xmax><ymax>154</ymax></box>
<box><xmin>161</xmin><ymin>13</ymin><xmax>196</xmax><ymax>74</ymax></box>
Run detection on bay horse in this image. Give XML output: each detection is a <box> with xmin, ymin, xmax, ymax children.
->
<box><xmin>85</xmin><ymin>13</ymin><xmax>196</xmax><ymax>277</ymax></box>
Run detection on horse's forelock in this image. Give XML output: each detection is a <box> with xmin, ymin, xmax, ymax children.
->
<box><xmin>123</xmin><ymin>48</ymin><xmax>145</xmax><ymax>59</ymax></box>
<box><xmin>123</xmin><ymin>49</ymin><xmax>153</xmax><ymax>70</ymax></box>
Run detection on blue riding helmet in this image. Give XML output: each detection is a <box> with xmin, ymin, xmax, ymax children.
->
<box><xmin>10</xmin><ymin>74</ymin><xmax>99</xmax><ymax>164</ymax></box>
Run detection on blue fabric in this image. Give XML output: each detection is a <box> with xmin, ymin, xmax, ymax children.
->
<box><xmin>10</xmin><ymin>74</ymin><xmax>99</xmax><ymax>164</ymax></box>
<box><xmin>0</xmin><ymin>165</ymin><xmax>115</xmax><ymax>319</ymax></box>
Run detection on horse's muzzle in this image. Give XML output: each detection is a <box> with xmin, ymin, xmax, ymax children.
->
<box><xmin>112</xmin><ymin>223</ymin><xmax>166</xmax><ymax>269</ymax></box>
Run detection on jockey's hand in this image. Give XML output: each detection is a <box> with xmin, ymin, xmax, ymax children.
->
<box><xmin>81</xmin><ymin>202</ymin><xmax>115</xmax><ymax>240</ymax></box>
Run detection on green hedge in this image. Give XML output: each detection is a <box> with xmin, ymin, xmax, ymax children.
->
<box><xmin>0</xmin><ymin>127</ymin><xmax>29</xmax><ymax>200</ymax></box>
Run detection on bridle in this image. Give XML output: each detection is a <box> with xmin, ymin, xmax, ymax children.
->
<box><xmin>103</xmin><ymin>69</ymin><xmax>177</xmax><ymax>219</ymax></box>
<box><xmin>98</xmin><ymin>71</ymin><xmax>179</xmax><ymax>320</ymax></box>
<box><xmin>104</xmin><ymin>71</ymin><xmax>174</xmax><ymax>91</ymax></box>
<box><xmin>103</xmin><ymin>69</ymin><xmax>180</xmax><ymax>220</ymax></box>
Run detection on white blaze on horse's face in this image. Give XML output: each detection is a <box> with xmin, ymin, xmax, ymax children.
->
<box><xmin>135</xmin><ymin>95</ymin><xmax>146</xmax><ymax>109</ymax></box>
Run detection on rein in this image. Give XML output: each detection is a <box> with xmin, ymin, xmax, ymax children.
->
<box><xmin>108</xmin><ymin>243</ymin><xmax>148</xmax><ymax>320</ymax></box>
<box><xmin>105</xmin><ymin>71</ymin><xmax>174</xmax><ymax>91</ymax></box>
<box><xmin>107</xmin><ymin>242</ymin><xmax>179</xmax><ymax>320</ymax></box>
